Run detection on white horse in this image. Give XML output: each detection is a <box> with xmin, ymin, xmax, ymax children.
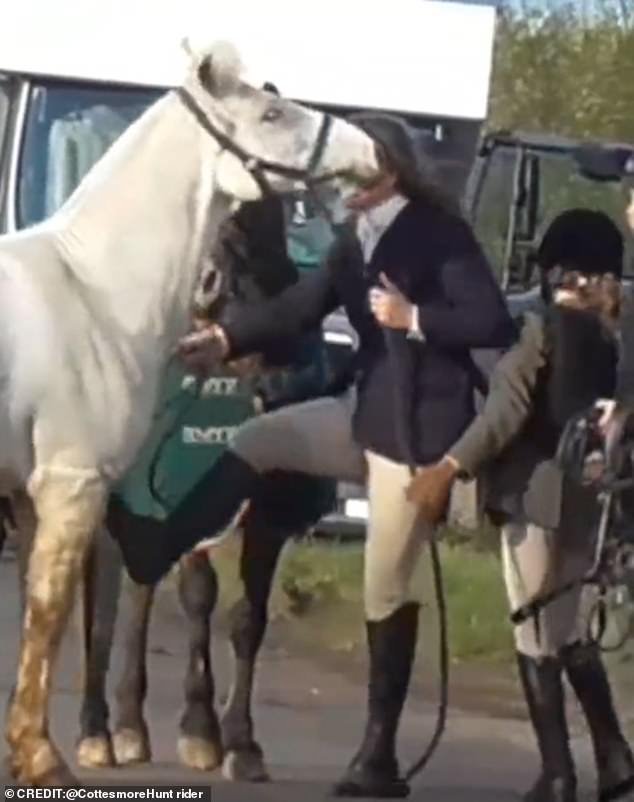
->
<box><xmin>0</xmin><ymin>40</ymin><xmax>379</xmax><ymax>786</ymax></box>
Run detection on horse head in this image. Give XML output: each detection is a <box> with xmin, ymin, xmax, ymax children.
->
<box><xmin>181</xmin><ymin>41</ymin><xmax>381</xmax><ymax>201</ymax></box>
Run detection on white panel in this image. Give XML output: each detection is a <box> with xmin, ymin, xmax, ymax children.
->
<box><xmin>1</xmin><ymin>0</ymin><xmax>496</xmax><ymax>119</ymax></box>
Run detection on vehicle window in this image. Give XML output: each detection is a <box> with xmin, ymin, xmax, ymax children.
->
<box><xmin>0</xmin><ymin>77</ymin><xmax>10</xmax><ymax>157</ymax></box>
<box><xmin>18</xmin><ymin>80</ymin><xmax>160</xmax><ymax>228</ymax></box>
<box><xmin>537</xmin><ymin>154</ymin><xmax>632</xmax><ymax>275</ymax></box>
<box><xmin>284</xmin><ymin>194</ymin><xmax>336</xmax><ymax>272</ymax></box>
<box><xmin>472</xmin><ymin>146</ymin><xmax>633</xmax><ymax>283</ymax></box>
<box><xmin>470</xmin><ymin>146</ymin><xmax>516</xmax><ymax>282</ymax></box>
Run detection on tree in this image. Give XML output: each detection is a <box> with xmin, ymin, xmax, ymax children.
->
<box><xmin>489</xmin><ymin>4</ymin><xmax>634</xmax><ymax>142</ymax></box>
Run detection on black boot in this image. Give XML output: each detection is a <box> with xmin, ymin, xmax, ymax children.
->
<box><xmin>107</xmin><ymin>451</ymin><xmax>258</xmax><ymax>585</ymax></box>
<box><xmin>332</xmin><ymin>603</ymin><xmax>419</xmax><ymax>799</ymax></box>
<box><xmin>516</xmin><ymin>652</ymin><xmax>578</xmax><ymax>802</ymax></box>
<box><xmin>562</xmin><ymin>641</ymin><xmax>634</xmax><ymax>802</ymax></box>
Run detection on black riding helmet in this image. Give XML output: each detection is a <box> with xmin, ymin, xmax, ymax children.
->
<box><xmin>538</xmin><ymin>208</ymin><xmax>624</xmax><ymax>279</ymax></box>
<box><xmin>536</xmin><ymin>209</ymin><xmax>623</xmax><ymax>426</ymax></box>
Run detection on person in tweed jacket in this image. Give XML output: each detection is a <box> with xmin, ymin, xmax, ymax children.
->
<box><xmin>408</xmin><ymin>209</ymin><xmax>634</xmax><ymax>802</ymax></box>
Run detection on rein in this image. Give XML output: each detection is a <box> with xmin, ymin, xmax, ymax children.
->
<box><xmin>175</xmin><ymin>87</ymin><xmax>335</xmax><ymax>196</ymax></box>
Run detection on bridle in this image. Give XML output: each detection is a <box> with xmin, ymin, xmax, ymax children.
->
<box><xmin>176</xmin><ymin>87</ymin><xmax>335</xmax><ymax>196</ymax></box>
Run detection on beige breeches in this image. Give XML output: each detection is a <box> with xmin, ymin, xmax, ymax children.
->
<box><xmin>232</xmin><ymin>390</ymin><xmax>432</xmax><ymax>620</ymax></box>
<box><xmin>501</xmin><ymin>519</ymin><xmax>596</xmax><ymax>658</ymax></box>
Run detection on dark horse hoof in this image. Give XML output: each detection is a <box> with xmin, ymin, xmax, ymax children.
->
<box><xmin>600</xmin><ymin>775</ymin><xmax>634</xmax><ymax>802</ymax></box>
<box><xmin>222</xmin><ymin>745</ymin><xmax>270</xmax><ymax>782</ymax></box>
<box><xmin>331</xmin><ymin>766</ymin><xmax>410</xmax><ymax>799</ymax></box>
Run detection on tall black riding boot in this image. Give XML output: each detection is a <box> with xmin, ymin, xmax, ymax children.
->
<box><xmin>516</xmin><ymin>652</ymin><xmax>578</xmax><ymax>802</ymax></box>
<box><xmin>562</xmin><ymin>641</ymin><xmax>634</xmax><ymax>802</ymax></box>
<box><xmin>332</xmin><ymin>602</ymin><xmax>419</xmax><ymax>799</ymax></box>
<box><xmin>107</xmin><ymin>450</ymin><xmax>259</xmax><ymax>585</ymax></box>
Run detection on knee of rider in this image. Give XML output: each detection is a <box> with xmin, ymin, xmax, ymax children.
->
<box><xmin>230</xmin><ymin>417</ymin><xmax>280</xmax><ymax>473</ymax></box>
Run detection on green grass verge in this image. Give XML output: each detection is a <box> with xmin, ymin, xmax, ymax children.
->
<box><xmin>210</xmin><ymin>527</ymin><xmax>514</xmax><ymax>665</ymax></box>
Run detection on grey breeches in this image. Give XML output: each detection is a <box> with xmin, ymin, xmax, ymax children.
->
<box><xmin>501</xmin><ymin>516</ymin><xmax>597</xmax><ymax>658</ymax></box>
<box><xmin>231</xmin><ymin>390</ymin><xmax>432</xmax><ymax>621</ymax></box>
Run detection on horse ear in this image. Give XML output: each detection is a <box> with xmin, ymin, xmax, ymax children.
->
<box><xmin>198</xmin><ymin>41</ymin><xmax>242</xmax><ymax>98</ymax></box>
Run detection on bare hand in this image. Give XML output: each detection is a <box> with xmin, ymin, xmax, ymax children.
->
<box><xmin>406</xmin><ymin>458</ymin><xmax>459</xmax><ymax>524</ymax></box>
<box><xmin>369</xmin><ymin>273</ymin><xmax>414</xmax><ymax>330</ymax></box>
<box><xmin>177</xmin><ymin>324</ymin><xmax>229</xmax><ymax>377</ymax></box>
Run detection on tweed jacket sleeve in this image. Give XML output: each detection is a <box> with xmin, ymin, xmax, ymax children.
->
<box><xmin>616</xmin><ymin>291</ymin><xmax>634</xmax><ymax>407</ymax></box>
<box><xmin>447</xmin><ymin>313</ymin><xmax>547</xmax><ymax>476</ymax></box>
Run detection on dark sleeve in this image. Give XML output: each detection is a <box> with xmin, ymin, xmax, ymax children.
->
<box><xmin>448</xmin><ymin>314</ymin><xmax>546</xmax><ymax>475</ymax></box>
<box><xmin>417</xmin><ymin>226</ymin><xmax>515</xmax><ymax>350</ymax></box>
<box><xmin>221</xmin><ymin>266</ymin><xmax>338</xmax><ymax>359</ymax></box>
<box><xmin>617</xmin><ymin>292</ymin><xmax>634</xmax><ymax>407</ymax></box>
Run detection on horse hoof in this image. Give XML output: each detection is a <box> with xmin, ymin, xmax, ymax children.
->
<box><xmin>14</xmin><ymin>759</ymin><xmax>78</xmax><ymax>786</ymax></box>
<box><xmin>8</xmin><ymin>741</ymin><xmax>77</xmax><ymax>786</ymax></box>
<box><xmin>76</xmin><ymin>735</ymin><xmax>116</xmax><ymax>769</ymax></box>
<box><xmin>35</xmin><ymin>764</ymin><xmax>80</xmax><ymax>787</ymax></box>
<box><xmin>222</xmin><ymin>748</ymin><xmax>270</xmax><ymax>782</ymax></box>
<box><xmin>178</xmin><ymin>735</ymin><xmax>223</xmax><ymax>772</ymax></box>
<box><xmin>112</xmin><ymin>728</ymin><xmax>152</xmax><ymax>765</ymax></box>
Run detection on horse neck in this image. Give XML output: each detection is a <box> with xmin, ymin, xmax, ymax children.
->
<box><xmin>53</xmin><ymin>92</ymin><xmax>228</xmax><ymax>356</ymax></box>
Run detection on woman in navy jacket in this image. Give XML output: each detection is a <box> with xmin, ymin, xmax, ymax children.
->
<box><xmin>109</xmin><ymin>114</ymin><xmax>516</xmax><ymax>798</ymax></box>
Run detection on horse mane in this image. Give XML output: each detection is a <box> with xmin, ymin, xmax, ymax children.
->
<box><xmin>197</xmin><ymin>197</ymin><xmax>297</xmax><ymax>319</ymax></box>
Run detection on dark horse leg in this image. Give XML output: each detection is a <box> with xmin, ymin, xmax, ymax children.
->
<box><xmin>76</xmin><ymin>526</ymin><xmax>121</xmax><ymax>768</ymax></box>
<box><xmin>10</xmin><ymin>490</ymin><xmax>37</xmax><ymax>618</ymax></box>
<box><xmin>221</xmin><ymin>514</ymin><xmax>287</xmax><ymax>781</ymax></box>
<box><xmin>177</xmin><ymin>550</ymin><xmax>223</xmax><ymax>771</ymax></box>
<box><xmin>111</xmin><ymin>576</ymin><xmax>155</xmax><ymax>765</ymax></box>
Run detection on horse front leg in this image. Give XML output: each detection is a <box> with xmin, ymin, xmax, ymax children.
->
<box><xmin>76</xmin><ymin>526</ymin><xmax>122</xmax><ymax>768</ymax></box>
<box><xmin>177</xmin><ymin>550</ymin><xmax>223</xmax><ymax>771</ymax></box>
<box><xmin>5</xmin><ymin>490</ymin><xmax>37</xmax><ymax>718</ymax></box>
<box><xmin>221</xmin><ymin>518</ymin><xmax>287</xmax><ymax>782</ymax></box>
<box><xmin>111</xmin><ymin>576</ymin><xmax>155</xmax><ymax>765</ymax></box>
<box><xmin>6</xmin><ymin>467</ymin><xmax>107</xmax><ymax>786</ymax></box>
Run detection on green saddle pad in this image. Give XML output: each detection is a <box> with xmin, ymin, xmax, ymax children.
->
<box><xmin>114</xmin><ymin>363</ymin><xmax>256</xmax><ymax>520</ymax></box>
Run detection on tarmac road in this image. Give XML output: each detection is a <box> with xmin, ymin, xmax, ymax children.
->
<box><xmin>0</xmin><ymin>552</ymin><xmax>608</xmax><ymax>801</ymax></box>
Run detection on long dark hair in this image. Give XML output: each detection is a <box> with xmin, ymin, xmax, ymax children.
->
<box><xmin>385</xmin><ymin>146</ymin><xmax>461</xmax><ymax>217</ymax></box>
<box><xmin>351</xmin><ymin>112</ymin><xmax>461</xmax><ymax>217</ymax></box>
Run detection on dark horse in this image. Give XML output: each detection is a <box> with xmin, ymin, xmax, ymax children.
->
<box><xmin>1</xmin><ymin>195</ymin><xmax>336</xmax><ymax>780</ymax></box>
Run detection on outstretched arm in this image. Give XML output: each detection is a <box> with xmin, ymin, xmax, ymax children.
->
<box><xmin>220</xmin><ymin>267</ymin><xmax>338</xmax><ymax>359</ymax></box>
<box><xmin>406</xmin><ymin>314</ymin><xmax>547</xmax><ymax>517</ymax></box>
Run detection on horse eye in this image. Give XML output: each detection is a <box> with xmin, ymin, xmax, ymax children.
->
<box><xmin>262</xmin><ymin>107</ymin><xmax>282</xmax><ymax>123</ymax></box>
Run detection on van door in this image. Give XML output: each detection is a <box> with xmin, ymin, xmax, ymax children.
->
<box><xmin>0</xmin><ymin>74</ymin><xmax>25</xmax><ymax>234</ymax></box>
